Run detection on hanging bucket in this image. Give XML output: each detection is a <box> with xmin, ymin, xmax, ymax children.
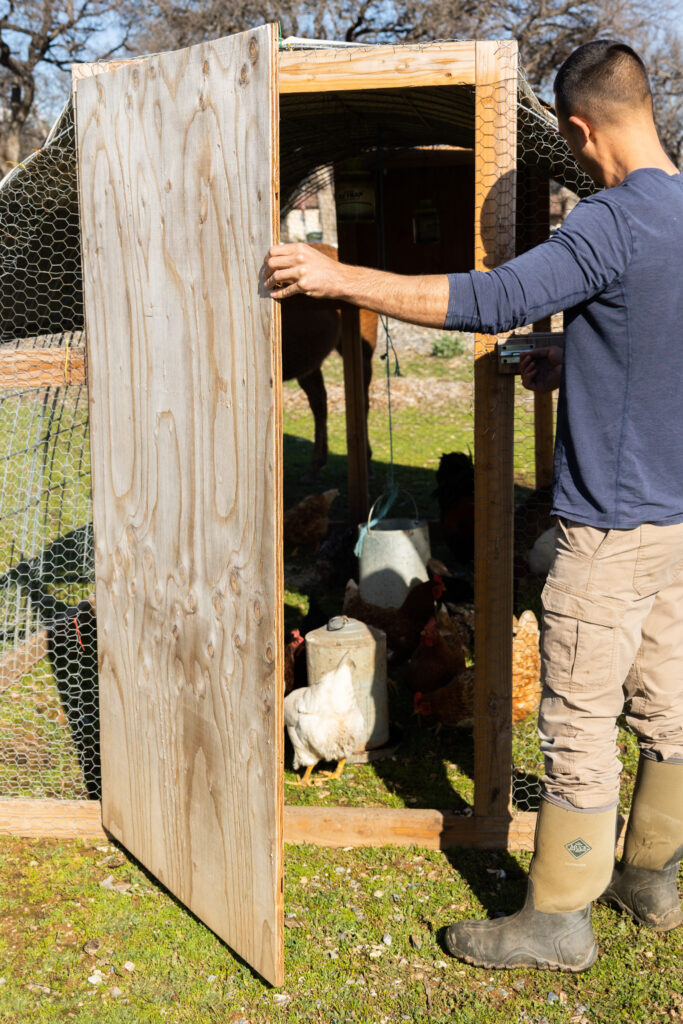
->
<box><xmin>357</xmin><ymin>493</ymin><xmax>431</xmax><ymax>608</ymax></box>
<box><xmin>305</xmin><ymin>616</ymin><xmax>389</xmax><ymax>751</ymax></box>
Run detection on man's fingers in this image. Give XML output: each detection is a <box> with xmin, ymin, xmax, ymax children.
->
<box><xmin>270</xmin><ymin>282</ymin><xmax>301</xmax><ymax>300</ymax></box>
<box><xmin>268</xmin><ymin>267</ymin><xmax>301</xmax><ymax>284</ymax></box>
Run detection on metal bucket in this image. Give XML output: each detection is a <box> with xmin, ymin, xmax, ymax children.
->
<box><xmin>358</xmin><ymin>495</ymin><xmax>431</xmax><ymax>608</ymax></box>
<box><xmin>305</xmin><ymin>616</ymin><xmax>388</xmax><ymax>751</ymax></box>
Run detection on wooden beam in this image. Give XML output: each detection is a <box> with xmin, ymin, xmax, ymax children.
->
<box><xmin>533</xmin><ymin>355</ymin><xmax>555</xmax><ymax>489</ymax></box>
<box><xmin>279</xmin><ymin>42</ymin><xmax>476</xmax><ymax>93</ymax></box>
<box><xmin>0</xmin><ymin>801</ymin><xmax>628</xmax><ymax>856</ymax></box>
<box><xmin>0</xmin><ymin>350</ymin><xmax>85</xmax><ymax>389</ymax></box>
<box><xmin>516</xmin><ymin>165</ymin><xmax>555</xmax><ymax>490</ymax></box>
<box><xmin>0</xmin><ymin>799</ymin><xmax>107</xmax><ymax>839</ymax></box>
<box><xmin>72</xmin><ymin>58</ymin><xmax>145</xmax><ymax>83</ymax></box>
<box><xmin>472</xmin><ymin>40</ymin><xmax>518</xmax><ymax>822</ymax></box>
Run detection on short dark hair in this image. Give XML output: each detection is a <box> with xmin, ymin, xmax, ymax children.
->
<box><xmin>554</xmin><ymin>40</ymin><xmax>652</xmax><ymax>122</ymax></box>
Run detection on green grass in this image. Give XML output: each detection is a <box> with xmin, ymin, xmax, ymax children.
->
<box><xmin>1</xmin><ymin>342</ymin><xmax>680</xmax><ymax>1021</ymax></box>
<box><xmin>0</xmin><ymin>837</ymin><xmax>681</xmax><ymax>1022</ymax></box>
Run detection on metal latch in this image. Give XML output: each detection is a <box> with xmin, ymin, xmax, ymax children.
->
<box><xmin>497</xmin><ymin>331</ymin><xmax>565</xmax><ymax>374</ymax></box>
<box><xmin>498</xmin><ymin>337</ymin><xmax>537</xmax><ymax>366</ymax></box>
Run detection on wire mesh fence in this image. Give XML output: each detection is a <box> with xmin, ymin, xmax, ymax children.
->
<box><xmin>0</xmin><ymin>103</ymin><xmax>98</xmax><ymax>800</ymax></box>
<box><xmin>0</xmin><ymin>44</ymin><xmax>599</xmax><ymax>838</ymax></box>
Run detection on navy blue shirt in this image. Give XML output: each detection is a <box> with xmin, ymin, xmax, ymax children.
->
<box><xmin>445</xmin><ymin>168</ymin><xmax>683</xmax><ymax>529</ymax></box>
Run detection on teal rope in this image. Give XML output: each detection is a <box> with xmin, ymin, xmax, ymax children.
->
<box><xmin>355</xmin><ymin>133</ymin><xmax>403</xmax><ymax>557</ymax></box>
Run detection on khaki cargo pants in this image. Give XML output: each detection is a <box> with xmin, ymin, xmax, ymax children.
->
<box><xmin>539</xmin><ymin>518</ymin><xmax>683</xmax><ymax>810</ymax></box>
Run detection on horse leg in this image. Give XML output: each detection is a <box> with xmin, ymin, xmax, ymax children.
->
<box><xmin>297</xmin><ymin>367</ymin><xmax>327</xmax><ymax>482</ymax></box>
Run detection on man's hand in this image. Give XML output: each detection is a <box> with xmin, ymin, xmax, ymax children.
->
<box><xmin>264</xmin><ymin>243</ymin><xmax>346</xmax><ymax>300</ymax></box>
<box><xmin>520</xmin><ymin>346</ymin><xmax>564</xmax><ymax>393</ymax></box>
<box><xmin>263</xmin><ymin>243</ymin><xmax>450</xmax><ymax>327</ymax></box>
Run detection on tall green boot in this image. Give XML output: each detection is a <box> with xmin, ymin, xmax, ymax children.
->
<box><xmin>443</xmin><ymin>799</ymin><xmax>617</xmax><ymax>971</ymax></box>
<box><xmin>599</xmin><ymin>756</ymin><xmax>683</xmax><ymax>931</ymax></box>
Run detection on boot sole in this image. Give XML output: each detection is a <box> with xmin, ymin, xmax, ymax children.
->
<box><xmin>445</xmin><ymin>939</ymin><xmax>599</xmax><ymax>973</ymax></box>
<box><xmin>598</xmin><ymin>891</ymin><xmax>683</xmax><ymax>932</ymax></box>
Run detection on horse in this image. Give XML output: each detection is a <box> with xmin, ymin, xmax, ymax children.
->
<box><xmin>280</xmin><ymin>243</ymin><xmax>378</xmax><ymax>481</ymax></box>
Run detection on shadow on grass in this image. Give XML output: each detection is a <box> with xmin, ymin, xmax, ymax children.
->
<box><xmin>283</xmin><ymin>433</ymin><xmax>443</xmax><ymax>528</ymax></box>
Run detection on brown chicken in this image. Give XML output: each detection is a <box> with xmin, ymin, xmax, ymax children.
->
<box><xmin>413</xmin><ymin>609</ymin><xmax>541</xmax><ymax>728</ymax></box>
<box><xmin>284</xmin><ymin>629</ymin><xmax>305</xmax><ymax>694</ymax></box>
<box><xmin>283</xmin><ymin>488</ymin><xmax>338</xmax><ymax>549</ymax></box>
<box><xmin>342</xmin><ymin>575</ymin><xmax>445</xmax><ymax>662</ymax></box>
<box><xmin>406</xmin><ymin>611</ymin><xmax>468</xmax><ymax>694</ymax></box>
<box><xmin>413</xmin><ymin>667</ymin><xmax>475</xmax><ymax>729</ymax></box>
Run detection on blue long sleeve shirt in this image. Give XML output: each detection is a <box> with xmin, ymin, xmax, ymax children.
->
<box><xmin>445</xmin><ymin>167</ymin><xmax>683</xmax><ymax>529</ymax></box>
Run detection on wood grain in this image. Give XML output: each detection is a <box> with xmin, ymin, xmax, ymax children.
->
<box><xmin>472</xmin><ymin>41</ymin><xmax>518</xmax><ymax>822</ymax></box>
<box><xmin>74</xmin><ymin>26</ymin><xmax>283</xmax><ymax>987</ymax></box>
<box><xmin>279</xmin><ymin>42</ymin><xmax>476</xmax><ymax>93</ymax></box>
<box><xmin>0</xmin><ymin>800</ymin><xmax>629</xmax><ymax>856</ymax></box>
<box><xmin>0</xmin><ymin>350</ymin><xmax>85</xmax><ymax>389</ymax></box>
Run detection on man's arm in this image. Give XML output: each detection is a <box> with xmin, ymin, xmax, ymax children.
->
<box><xmin>264</xmin><ymin>243</ymin><xmax>450</xmax><ymax>327</ymax></box>
<box><xmin>264</xmin><ymin>194</ymin><xmax>632</xmax><ymax>334</ymax></box>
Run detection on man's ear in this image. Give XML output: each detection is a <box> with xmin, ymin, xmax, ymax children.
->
<box><xmin>567</xmin><ymin>114</ymin><xmax>592</xmax><ymax>148</ymax></box>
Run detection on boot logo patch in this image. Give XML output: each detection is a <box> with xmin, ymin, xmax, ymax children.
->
<box><xmin>565</xmin><ymin>838</ymin><xmax>592</xmax><ymax>859</ymax></box>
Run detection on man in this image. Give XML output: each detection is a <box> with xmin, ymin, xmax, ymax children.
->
<box><xmin>264</xmin><ymin>40</ymin><xmax>683</xmax><ymax>971</ymax></box>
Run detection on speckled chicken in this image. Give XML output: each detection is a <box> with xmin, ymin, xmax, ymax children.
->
<box><xmin>413</xmin><ymin>609</ymin><xmax>541</xmax><ymax>728</ymax></box>
<box><xmin>284</xmin><ymin>651</ymin><xmax>364</xmax><ymax>786</ymax></box>
<box><xmin>510</xmin><ymin>609</ymin><xmax>542</xmax><ymax>722</ymax></box>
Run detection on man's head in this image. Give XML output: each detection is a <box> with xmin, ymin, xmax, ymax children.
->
<box><xmin>553</xmin><ymin>41</ymin><xmax>659</xmax><ymax>184</ymax></box>
<box><xmin>554</xmin><ymin>40</ymin><xmax>652</xmax><ymax>126</ymax></box>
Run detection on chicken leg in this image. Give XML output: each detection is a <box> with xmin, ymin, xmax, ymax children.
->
<box><xmin>319</xmin><ymin>757</ymin><xmax>347</xmax><ymax>781</ymax></box>
<box><xmin>282</xmin><ymin>765</ymin><xmax>317</xmax><ymax>786</ymax></box>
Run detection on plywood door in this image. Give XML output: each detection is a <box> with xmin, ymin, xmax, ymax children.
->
<box><xmin>74</xmin><ymin>26</ymin><xmax>283</xmax><ymax>985</ymax></box>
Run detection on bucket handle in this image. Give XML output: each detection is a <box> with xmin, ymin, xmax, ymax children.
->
<box><xmin>367</xmin><ymin>489</ymin><xmax>419</xmax><ymax>528</ymax></box>
<box><xmin>354</xmin><ymin>487</ymin><xmax>420</xmax><ymax>558</ymax></box>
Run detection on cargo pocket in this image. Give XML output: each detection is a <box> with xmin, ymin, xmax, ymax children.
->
<box><xmin>541</xmin><ymin>581</ymin><xmax>623</xmax><ymax>693</ymax></box>
<box><xmin>633</xmin><ymin>523</ymin><xmax>682</xmax><ymax>597</ymax></box>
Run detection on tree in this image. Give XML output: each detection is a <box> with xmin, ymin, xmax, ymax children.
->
<box><xmin>122</xmin><ymin>0</ymin><xmax>682</xmax><ymax>165</ymax></box>
<box><xmin>645</xmin><ymin>33</ymin><xmax>683</xmax><ymax>165</ymax></box>
<box><xmin>0</xmin><ymin>0</ymin><xmax>126</xmax><ymax>174</ymax></box>
<box><xmin>121</xmin><ymin>0</ymin><xmax>495</xmax><ymax>54</ymax></box>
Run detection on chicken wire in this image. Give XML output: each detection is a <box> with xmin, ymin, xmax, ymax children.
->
<box><xmin>0</xmin><ymin>42</ymin><xmax>600</xmax><ymax>836</ymax></box>
<box><xmin>0</xmin><ymin>104</ymin><xmax>97</xmax><ymax>800</ymax></box>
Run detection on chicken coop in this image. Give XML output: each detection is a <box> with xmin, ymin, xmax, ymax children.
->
<box><xmin>0</xmin><ymin>29</ymin><xmax>603</xmax><ymax>985</ymax></box>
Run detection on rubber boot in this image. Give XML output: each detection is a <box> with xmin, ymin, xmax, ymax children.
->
<box><xmin>599</xmin><ymin>756</ymin><xmax>683</xmax><ymax>931</ymax></box>
<box><xmin>443</xmin><ymin>799</ymin><xmax>617</xmax><ymax>971</ymax></box>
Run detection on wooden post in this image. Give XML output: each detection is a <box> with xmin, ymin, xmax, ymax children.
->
<box><xmin>337</xmin><ymin>222</ymin><xmax>370</xmax><ymax>525</ymax></box>
<box><xmin>473</xmin><ymin>41</ymin><xmax>518</xmax><ymax>821</ymax></box>
<box><xmin>533</xmin><ymin>358</ymin><xmax>555</xmax><ymax>488</ymax></box>
<box><xmin>517</xmin><ymin>165</ymin><xmax>555</xmax><ymax>489</ymax></box>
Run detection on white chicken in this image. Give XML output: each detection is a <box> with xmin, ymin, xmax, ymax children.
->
<box><xmin>284</xmin><ymin>651</ymin><xmax>364</xmax><ymax>786</ymax></box>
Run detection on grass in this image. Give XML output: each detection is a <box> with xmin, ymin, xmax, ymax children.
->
<box><xmin>1</xmin><ymin>329</ymin><xmax>681</xmax><ymax>1020</ymax></box>
<box><xmin>0</xmin><ymin>837</ymin><xmax>681</xmax><ymax>1022</ymax></box>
